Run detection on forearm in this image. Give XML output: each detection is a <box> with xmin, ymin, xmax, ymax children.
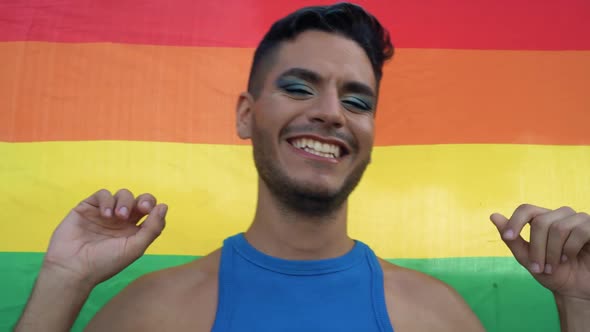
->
<box><xmin>555</xmin><ymin>294</ymin><xmax>590</xmax><ymax>332</ymax></box>
<box><xmin>15</xmin><ymin>266</ymin><xmax>93</xmax><ymax>332</ymax></box>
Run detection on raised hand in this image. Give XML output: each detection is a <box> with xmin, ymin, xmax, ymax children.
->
<box><xmin>490</xmin><ymin>204</ymin><xmax>590</xmax><ymax>300</ymax></box>
<box><xmin>43</xmin><ymin>188</ymin><xmax>168</xmax><ymax>287</ymax></box>
<box><xmin>15</xmin><ymin>189</ymin><xmax>168</xmax><ymax>331</ymax></box>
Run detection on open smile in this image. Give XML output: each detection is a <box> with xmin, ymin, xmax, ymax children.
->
<box><xmin>287</xmin><ymin>136</ymin><xmax>350</xmax><ymax>161</ymax></box>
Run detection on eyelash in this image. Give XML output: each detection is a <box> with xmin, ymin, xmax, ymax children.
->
<box><xmin>280</xmin><ymin>84</ymin><xmax>373</xmax><ymax>112</ymax></box>
<box><xmin>342</xmin><ymin>98</ymin><xmax>372</xmax><ymax>111</ymax></box>
<box><xmin>282</xmin><ymin>84</ymin><xmax>313</xmax><ymax>96</ymax></box>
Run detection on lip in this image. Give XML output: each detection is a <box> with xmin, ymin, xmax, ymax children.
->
<box><xmin>285</xmin><ymin>134</ymin><xmax>351</xmax><ymax>156</ymax></box>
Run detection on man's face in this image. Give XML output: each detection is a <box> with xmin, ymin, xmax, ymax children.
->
<box><xmin>239</xmin><ymin>30</ymin><xmax>377</xmax><ymax>215</ymax></box>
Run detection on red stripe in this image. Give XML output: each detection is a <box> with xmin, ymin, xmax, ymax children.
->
<box><xmin>0</xmin><ymin>0</ymin><xmax>589</xmax><ymax>50</ymax></box>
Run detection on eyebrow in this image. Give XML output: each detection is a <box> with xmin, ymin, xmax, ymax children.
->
<box><xmin>342</xmin><ymin>81</ymin><xmax>375</xmax><ymax>99</ymax></box>
<box><xmin>276</xmin><ymin>67</ymin><xmax>376</xmax><ymax>98</ymax></box>
<box><xmin>276</xmin><ymin>67</ymin><xmax>322</xmax><ymax>85</ymax></box>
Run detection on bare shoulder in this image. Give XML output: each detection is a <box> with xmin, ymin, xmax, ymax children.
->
<box><xmin>85</xmin><ymin>249</ymin><xmax>221</xmax><ymax>332</ymax></box>
<box><xmin>378</xmin><ymin>259</ymin><xmax>485</xmax><ymax>332</ymax></box>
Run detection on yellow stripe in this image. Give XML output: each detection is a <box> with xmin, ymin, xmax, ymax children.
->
<box><xmin>1</xmin><ymin>142</ymin><xmax>589</xmax><ymax>258</ymax></box>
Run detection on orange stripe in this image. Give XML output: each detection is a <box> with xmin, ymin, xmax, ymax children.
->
<box><xmin>1</xmin><ymin>42</ymin><xmax>589</xmax><ymax>145</ymax></box>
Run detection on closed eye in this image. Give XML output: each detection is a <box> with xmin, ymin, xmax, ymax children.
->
<box><xmin>281</xmin><ymin>83</ymin><xmax>314</xmax><ymax>97</ymax></box>
<box><xmin>342</xmin><ymin>96</ymin><xmax>373</xmax><ymax>112</ymax></box>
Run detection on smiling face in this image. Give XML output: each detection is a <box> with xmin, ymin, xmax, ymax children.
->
<box><xmin>237</xmin><ymin>30</ymin><xmax>377</xmax><ymax>216</ymax></box>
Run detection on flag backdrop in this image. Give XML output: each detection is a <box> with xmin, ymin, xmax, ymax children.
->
<box><xmin>1</xmin><ymin>0</ymin><xmax>589</xmax><ymax>331</ymax></box>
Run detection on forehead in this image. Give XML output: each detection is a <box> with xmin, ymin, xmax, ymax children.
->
<box><xmin>267</xmin><ymin>30</ymin><xmax>376</xmax><ymax>89</ymax></box>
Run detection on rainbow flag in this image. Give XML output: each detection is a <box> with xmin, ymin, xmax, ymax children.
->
<box><xmin>1</xmin><ymin>1</ymin><xmax>589</xmax><ymax>331</ymax></box>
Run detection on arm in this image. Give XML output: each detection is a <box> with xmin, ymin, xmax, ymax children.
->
<box><xmin>14</xmin><ymin>189</ymin><xmax>167</xmax><ymax>332</ymax></box>
<box><xmin>490</xmin><ymin>205</ymin><xmax>590</xmax><ymax>332</ymax></box>
<box><xmin>555</xmin><ymin>295</ymin><xmax>590</xmax><ymax>332</ymax></box>
<box><xmin>381</xmin><ymin>263</ymin><xmax>485</xmax><ymax>332</ymax></box>
<box><xmin>15</xmin><ymin>265</ymin><xmax>93</xmax><ymax>332</ymax></box>
<box><xmin>414</xmin><ymin>281</ymin><xmax>485</xmax><ymax>332</ymax></box>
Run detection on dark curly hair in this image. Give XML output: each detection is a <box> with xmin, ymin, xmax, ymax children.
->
<box><xmin>247</xmin><ymin>2</ymin><xmax>394</xmax><ymax>98</ymax></box>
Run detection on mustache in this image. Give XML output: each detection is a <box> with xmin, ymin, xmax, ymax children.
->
<box><xmin>280</xmin><ymin>124</ymin><xmax>358</xmax><ymax>152</ymax></box>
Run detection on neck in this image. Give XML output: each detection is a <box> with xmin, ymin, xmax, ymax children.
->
<box><xmin>245</xmin><ymin>181</ymin><xmax>354</xmax><ymax>260</ymax></box>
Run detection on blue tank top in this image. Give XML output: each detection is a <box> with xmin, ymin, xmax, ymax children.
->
<box><xmin>211</xmin><ymin>233</ymin><xmax>394</xmax><ymax>332</ymax></box>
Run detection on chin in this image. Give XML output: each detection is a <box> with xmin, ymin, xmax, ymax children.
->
<box><xmin>252</xmin><ymin>136</ymin><xmax>369</xmax><ymax>216</ymax></box>
<box><xmin>279</xmin><ymin>186</ymin><xmax>348</xmax><ymax>218</ymax></box>
<box><xmin>296</xmin><ymin>181</ymin><xmax>342</xmax><ymax>198</ymax></box>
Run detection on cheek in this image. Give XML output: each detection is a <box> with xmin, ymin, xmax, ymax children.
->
<box><xmin>251</xmin><ymin>105</ymin><xmax>286</xmax><ymax>150</ymax></box>
<box><xmin>253</xmin><ymin>100</ymin><xmax>280</xmax><ymax>131</ymax></box>
<box><xmin>350</xmin><ymin>117</ymin><xmax>375</xmax><ymax>148</ymax></box>
<box><xmin>258</xmin><ymin>97</ymin><xmax>304</xmax><ymax>135</ymax></box>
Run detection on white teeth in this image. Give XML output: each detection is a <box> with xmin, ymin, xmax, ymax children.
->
<box><xmin>304</xmin><ymin>148</ymin><xmax>331</xmax><ymax>159</ymax></box>
<box><xmin>314</xmin><ymin>141</ymin><xmax>321</xmax><ymax>151</ymax></box>
<box><xmin>291</xmin><ymin>137</ymin><xmax>342</xmax><ymax>159</ymax></box>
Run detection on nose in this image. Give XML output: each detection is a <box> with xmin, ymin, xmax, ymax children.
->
<box><xmin>306</xmin><ymin>89</ymin><xmax>345</xmax><ymax>128</ymax></box>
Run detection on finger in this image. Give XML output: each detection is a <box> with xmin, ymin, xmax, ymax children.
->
<box><xmin>503</xmin><ymin>204</ymin><xmax>551</xmax><ymax>241</ymax></box>
<box><xmin>528</xmin><ymin>206</ymin><xmax>576</xmax><ymax>274</ymax></box>
<box><xmin>135</xmin><ymin>193</ymin><xmax>157</xmax><ymax>215</ymax></box>
<box><xmin>563</xmin><ymin>213</ymin><xmax>590</xmax><ymax>260</ymax></box>
<box><xmin>545</xmin><ymin>212</ymin><xmax>584</xmax><ymax>273</ymax></box>
<box><xmin>128</xmin><ymin>204</ymin><xmax>168</xmax><ymax>258</ymax></box>
<box><xmin>78</xmin><ymin>189</ymin><xmax>115</xmax><ymax>218</ymax></box>
<box><xmin>127</xmin><ymin>193</ymin><xmax>158</xmax><ymax>224</ymax></box>
<box><xmin>113</xmin><ymin>188</ymin><xmax>135</xmax><ymax>220</ymax></box>
<box><xmin>490</xmin><ymin>213</ymin><xmax>530</xmax><ymax>267</ymax></box>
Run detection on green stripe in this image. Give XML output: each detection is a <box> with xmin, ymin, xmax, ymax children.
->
<box><xmin>0</xmin><ymin>253</ymin><xmax>558</xmax><ymax>331</ymax></box>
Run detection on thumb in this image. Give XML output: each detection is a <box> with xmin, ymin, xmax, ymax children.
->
<box><xmin>490</xmin><ymin>212</ymin><xmax>509</xmax><ymax>233</ymax></box>
<box><xmin>128</xmin><ymin>204</ymin><xmax>167</xmax><ymax>258</ymax></box>
<box><xmin>490</xmin><ymin>212</ymin><xmax>529</xmax><ymax>267</ymax></box>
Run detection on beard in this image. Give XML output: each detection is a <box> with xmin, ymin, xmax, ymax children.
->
<box><xmin>251</xmin><ymin>121</ymin><xmax>371</xmax><ymax>219</ymax></box>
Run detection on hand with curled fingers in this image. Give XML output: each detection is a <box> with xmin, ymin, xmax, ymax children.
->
<box><xmin>42</xmin><ymin>189</ymin><xmax>168</xmax><ymax>287</ymax></box>
<box><xmin>490</xmin><ymin>204</ymin><xmax>590</xmax><ymax>301</ymax></box>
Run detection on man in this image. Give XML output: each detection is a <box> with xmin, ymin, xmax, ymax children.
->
<box><xmin>15</xmin><ymin>3</ymin><xmax>590</xmax><ymax>331</ymax></box>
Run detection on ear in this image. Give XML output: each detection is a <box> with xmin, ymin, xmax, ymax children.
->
<box><xmin>236</xmin><ymin>92</ymin><xmax>254</xmax><ymax>139</ymax></box>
